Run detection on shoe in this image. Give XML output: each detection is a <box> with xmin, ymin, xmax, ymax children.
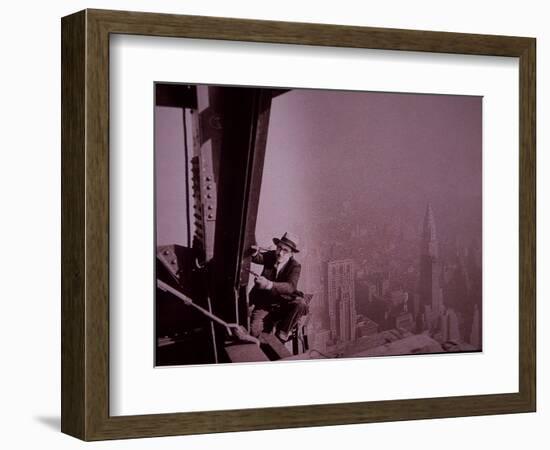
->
<box><xmin>276</xmin><ymin>330</ymin><xmax>290</xmax><ymax>342</ymax></box>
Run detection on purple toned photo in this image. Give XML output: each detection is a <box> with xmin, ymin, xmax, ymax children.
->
<box><xmin>154</xmin><ymin>84</ymin><xmax>482</xmax><ymax>366</ymax></box>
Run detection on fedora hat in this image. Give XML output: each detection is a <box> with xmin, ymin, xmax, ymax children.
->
<box><xmin>273</xmin><ymin>232</ymin><xmax>300</xmax><ymax>253</ymax></box>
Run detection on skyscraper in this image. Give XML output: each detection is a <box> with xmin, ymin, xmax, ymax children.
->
<box><xmin>417</xmin><ymin>203</ymin><xmax>444</xmax><ymax>331</ymax></box>
<box><xmin>326</xmin><ymin>259</ymin><xmax>356</xmax><ymax>342</ymax></box>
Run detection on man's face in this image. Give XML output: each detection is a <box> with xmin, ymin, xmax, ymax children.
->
<box><xmin>275</xmin><ymin>243</ymin><xmax>293</xmax><ymax>264</ymax></box>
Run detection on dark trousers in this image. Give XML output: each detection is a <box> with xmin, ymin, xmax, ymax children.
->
<box><xmin>250</xmin><ymin>298</ymin><xmax>308</xmax><ymax>338</ymax></box>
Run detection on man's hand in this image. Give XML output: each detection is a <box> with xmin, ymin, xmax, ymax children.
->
<box><xmin>254</xmin><ymin>275</ymin><xmax>272</xmax><ymax>290</ymax></box>
<box><xmin>250</xmin><ymin>244</ymin><xmax>273</xmax><ymax>255</ymax></box>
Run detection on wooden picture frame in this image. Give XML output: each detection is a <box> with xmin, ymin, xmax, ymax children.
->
<box><xmin>61</xmin><ymin>8</ymin><xmax>536</xmax><ymax>441</ymax></box>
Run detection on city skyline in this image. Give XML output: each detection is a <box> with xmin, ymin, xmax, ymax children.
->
<box><xmin>254</xmin><ymin>200</ymin><xmax>482</xmax><ymax>357</ymax></box>
<box><xmin>253</xmin><ymin>88</ymin><xmax>482</xmax><ymax>357</ymax></box>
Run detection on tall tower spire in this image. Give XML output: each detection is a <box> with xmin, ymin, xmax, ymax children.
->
<box><xmin>417</xmin><ymin>203</ymin><xmax>443</xmax><ymax>331</ymax></box>
<box><xmin>422</xmin><ymin>202</ymin><xmax>438</xmax><ymax>260</ymax></box>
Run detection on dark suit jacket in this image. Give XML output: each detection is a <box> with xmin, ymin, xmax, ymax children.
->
<box><xmin>249</xmin><ymin>250</ymin><xmax>301</xmax><ymax>307</ymax></box>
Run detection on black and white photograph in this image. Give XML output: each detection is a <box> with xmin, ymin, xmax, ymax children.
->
<box><xmin>155</xmin><ymin>84</ymin><xmax>483</xmax><ymax>366</ymax></box>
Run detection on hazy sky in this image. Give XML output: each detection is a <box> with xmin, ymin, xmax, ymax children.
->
<box><xmin>155</xmin><ymin>106</ymin><xmax>189</xmax><ymax>247</ymax></box>
<box><xmin>256</xmin><ymin>89</ymin><xmax>482</xmax><ymax>251</ymax></box>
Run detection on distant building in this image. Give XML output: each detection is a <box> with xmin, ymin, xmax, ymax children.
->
<box><xmin>338</xmin><ymin>299</ymin><xmax>352</xmax><ymax>341</ymax></box>
<box><xmin>364</xmin><ymin>294</ymin><xmax>389</xmax><ymax>330</ymax></box>
<box><xmin>356</xmin><ymin>317</ymin><xmax>379</xmax><ymax>337</ymax></box>
<box><xmin>368</xmin><ymin>271</ymin><xmax>390</xmax><ymax>297</ymax></box>
<box><xmin>395</xmin><ymin>312</ymin><xmax>414</xmax><ymax>333</ymax></box>
<box><xmin>447</xmin><ymin>308</ymin><xmax>461</xmax><ymax>342</ymax></box>
<box><xmin>470</xmin><ymin>304</ymin><xmax>481</xmax><ymax>349</ymax></box>
<box><xmin>309</xmin><ymin>329</ymin><xmax>331</xmax><ymax>354</ymax></box>
<box><xmin>301</xmin><ymin>249</ymin><xmax>329</xmax><ymax>329</ymax></box>
<box><xmin>417</xmin><ymin>203</ymin><xmax>444</xmax><ymax>331</ymax></box>
<box><xmin>390</xmin><ymin>289</ymin><xmax>407</xmax><ymax>307</ymax></box>
<box><xmin>326</xmin><ymin>259</ymin><xmax>356</xmax><ymax>343</ymax></box>
<box><xmin>434</xmin><ymin>307</ymin><xmax>461</xmax><ymax>343</ymax></box>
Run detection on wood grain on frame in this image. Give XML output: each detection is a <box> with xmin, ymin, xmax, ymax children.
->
<box><xmin>61</xmin><ymin>8</ymin><xmax>536</xmax><ymax>441</ymax></box>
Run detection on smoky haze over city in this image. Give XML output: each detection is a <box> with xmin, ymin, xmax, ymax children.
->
<box><xmin>254</xmin><ymin>89</ymin><xmax>482</xmax><ymax>357</ymax></box>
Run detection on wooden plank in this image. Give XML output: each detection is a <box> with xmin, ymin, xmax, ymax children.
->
<box><xmin>260</xmin><ymin>333</ymin><xmax>292</xmax><ymax>360</ymax></box>
<box><xmin>225</xmin><ymin>343</ymin><xmax>269</xmax><ymax>363</ymax></box>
